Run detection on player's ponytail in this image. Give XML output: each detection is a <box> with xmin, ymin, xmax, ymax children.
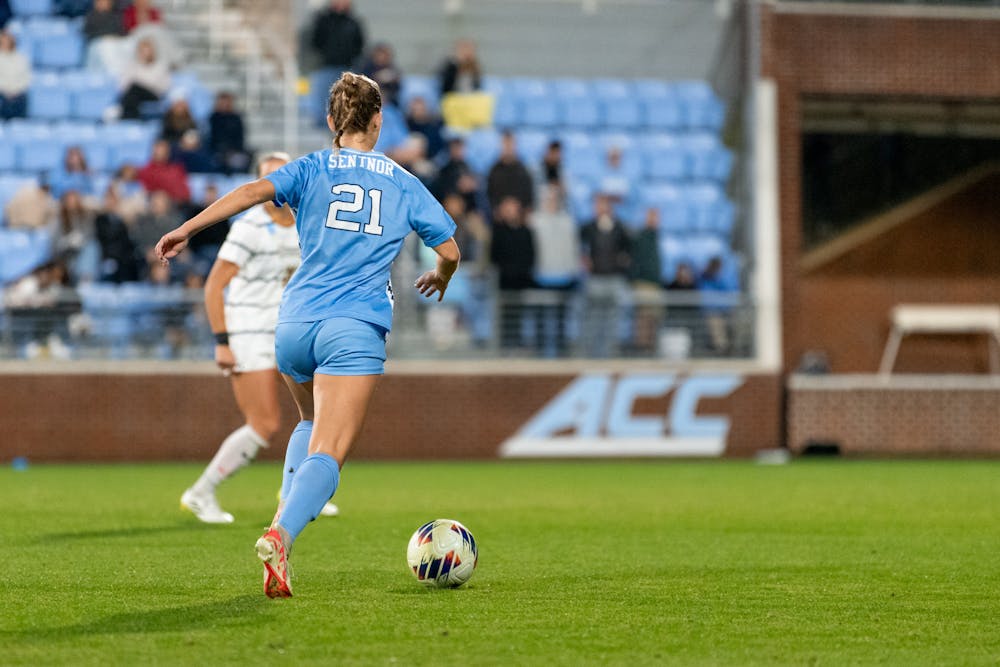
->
<box><xmin>328</xmin><ymin>72</ymin><xmax>382</xmax><ymax>151</ymax></box>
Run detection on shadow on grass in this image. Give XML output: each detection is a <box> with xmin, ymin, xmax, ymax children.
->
<box><xmin>9</xmin><ymin>594</ymin><xmax>272</xmax><ymax>642</ymax></box>
<box><xmin>36</xmin><ymin>521</ymin><xmax>219</xmax><ymax>543</ymax></box>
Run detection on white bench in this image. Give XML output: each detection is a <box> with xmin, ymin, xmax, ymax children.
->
<box><xmin>879</xmin><ymin>304</ymin><xmax>1000</xmax><ymax>376</ymax></box>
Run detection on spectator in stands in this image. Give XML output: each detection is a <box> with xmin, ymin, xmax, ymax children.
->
<box><xmin>55</xmin><ymin>191</ymin><xmax>100</xmax><ymax>284</ymax></box>
<box><xmin>540</xmin><ymin>140</ymin><xmax>562</xmax><ymax>188</ymax></box>
<box><xmin>84</xmin><ymin>0</ymin><xmax>128</xmax><ymax>73</ymax></box>
<box><xmin>119</xmin><ymin>38</ymin><xmax>171</xmax><ymax>120</ymax></box>
<box><xmin>133</xmin><ymin>190</ymin><xmax>181</xmax><ymax>269</ymax></box>
<box><xmin>390</xmin><ymin>134</ymin><xmax>437</xmax><ymax>185</ymax></box>
<box><xmin>4</xmin><ymin>180</ymin><xmax>57</xmax><ymax>230</ymax></box>
<box><xmin>95</xmin><ymin>186</ymin><xmax>142</xmax><ymax>283</ymax></box>
<box><xmin>667</xmin><ymin>262</ymin><xmax>696</xmax><ymax>291</ymax></box>
<box><xmin>580</xmin><ymin>194</ymin><xmax>630</xmax><ymax>358</ymax></box>
<box><xmin>531</xmin><ymin>185</ymin><xmax>581</xmax><ymax>358</ymax></box>
<box><xmin>598</xmin><ymin>146</ymin><xmax>634</xmax><ymax>204</ymax></box>
<box><xmin>110</xmin><ymin>164</ymin><xmax>150</xmax><ymax>222</ymax></box>
<box><xmin>3</xmin><ymin>261</ymin><xmax>72</xmax><ymax>360</ymax></box>
<box><xmin>310</xmin><ymin>0</ymin><xmax>365</xmax><ymax>118</ymax></box>
<box><xmin>0</xmin><ymin>30</ymin><xmax>30</xmax><ymax>120</ymax></box>
<box><xmin>487</xmin><ymin>131</ymin><xmax>534</xmax><ymax>213</ymax></box>
<box><xmin>161</xmin><ymin>98</ymin><xmax>198</xmax><ymax>144</ymax></box>
<box><xmin>123</xmin><ymin>0</ymin><xmax>163</xmax><ymax>33</ymax></box>
<box><xmin>630</xmin><ymin>208</ymin><xmax>664</xmax><ymax>354</ymax></box>
<box><xmin>182</xmin><ymin>183</ymin><xmax>229</xmax><ymax>272</ymax></box>
<box><xmin>405</xmin><ymin>97</ymin><xmax>445</xmax><ymax>162</ymax></box>
<box><xmin>0</xmin><ymin>1</ymin><xmax>10</xmax><ymax>31</ymax></box>
<box><xmin>311</xmin><ymin>0</ymin><xmax>365</xmax><ymax>70</ymax></box>
<box><xmin>489</xmin><ymin>196</ymin><xmax>535</xmax><ymax>351</ymax></box>
<box><xmin>173</xmin><ymin>130</ymin><xmax>217</xmax><ymax>174</ymax></box>
<box><xmin>434</xmin><ymin>137</ymin><xmax>480</xmax><ymax>212</ymax></box>
<box><xmin>55</xmin><ymin>0</ymin><xmax>91</xmax><ymax>18</ymax></box>
<box><xmin>698</xmin><ymin>256</ymin><xmax>734</xmax><ymax>354</ymax></box>
<box><xmin>439</xmin><ymin>39</ymin><xmax>481</xmax><ymax>96</ymax></box>
<box><xmin>362</xmin><ymin>42</ymin><xmax>402</xmax><ymax>107</ymax></box>
<box><xmin>50</xmin><ymin>148</ymin><xmax>96</xmax><ymax>200</ymax></box>
<box><xmin>138</xmin><ymin>139</ymin><xmax>190</xmax><ymax>202</ymax></box>
<box><xmin>208</xmin><ymin>92</ymin><xmax>250</xmax><ymax>175</ymax></box>
<box><xmin>85</xmin><ymin>0</ymin><xmax>125</xmax><ymax>41</ymax></box>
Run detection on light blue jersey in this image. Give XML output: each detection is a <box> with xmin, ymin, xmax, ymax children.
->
<box><xmin>266</xmin><ymin>147</ymin><xmax>456</xmax><ymax>331</ymax></box>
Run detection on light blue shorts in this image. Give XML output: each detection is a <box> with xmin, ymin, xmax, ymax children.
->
<box><xmin>275</xmin><ymin>317</ymin><xmax>387</xmax><ymax>383</ymax></box>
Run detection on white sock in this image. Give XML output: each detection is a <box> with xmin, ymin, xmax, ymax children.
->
<box><xmin>192</xmin><ymin>425</ymin><xmax>267</xmax><ymax>495</ymax></box>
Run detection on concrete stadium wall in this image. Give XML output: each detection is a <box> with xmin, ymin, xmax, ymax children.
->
<box><xmin>761</xmin><ymin>3</ymin><xmax>1000</xmax><ymax>373</ymax></box>
<box><xmin>788</xmin><ymin>375</ymin><xmax>1000</xmax><ymax>455</ymax></box>
<box><xmin>0</xmin><ymin>364</ymin><xmax>781</xmax><ymax>463</ymax></box>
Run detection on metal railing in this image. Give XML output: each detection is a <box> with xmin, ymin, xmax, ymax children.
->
<box><xmin>0</xmin><ymin>282</ymin><xmax>754</xmax><ymax>362</ymax></box>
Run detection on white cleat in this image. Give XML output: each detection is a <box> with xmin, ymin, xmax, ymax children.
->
<box><xmin>320</xmin><ymin>502</ymin><xmax>340</xmax><ymax>517</ymax></box>
<box><xmin>181</xmin><ymin>488</ymin><xmax>235</xmax><ymax>524</ymax></box>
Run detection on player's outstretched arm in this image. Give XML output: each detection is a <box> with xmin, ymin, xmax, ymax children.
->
<box><xmin>155</xmin><ymin>179</ymin><xmax>277</xmax><ymax>263</ymax></box>
<box><xmin>415</xmin><ymin>237</ymin><xmax>461</xmax><ymax>302</ymax></box>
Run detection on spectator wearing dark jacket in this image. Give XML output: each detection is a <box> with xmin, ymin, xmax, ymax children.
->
<box><xmin>95</xmin><ymin>187</ymin><xmax>141</xmax><ymax>283</ymax></box>
<box><xmin>362</xmin><ymin>42</ymin><xmax>402</xmax><ymax>107</ymax></box>
<box><xmin>83</xmin><ymin>0</ymin><xmax>124</xmax><ymax>40</ymax></box>
<box><xmin>487</xmin><ymin>131</ymin><xmax>534</xmax><ymax>212</ymax></box>
<box><xmin>439</xmin><ymin>39</ymin><xmax>481</xmax><ymax>96</ymax></box>
<box><xmin>579</xmin><ymin>194</ymin><xmax>631</xmax><ymax>358</ymax></box>
<box><xmin>208</xmin><ymin>91</ymin><xmax>250</xmax><ymax>174</ymax></box>
<box><xmin>489</xmin><ymin>196</ymin><xmax>535</xmax><ymax>350</ymax></box>
<box><xmin>310</xmin><ymin>0</ymin><xmax>365</xmax><ymax>70</ymax></box>
<box><xmin>434</xmin><ymin>138</ymin><xmax>480</xmax><ymax>212</ymax></box>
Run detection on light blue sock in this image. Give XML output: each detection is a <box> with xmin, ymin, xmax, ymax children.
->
<box><xmin>280</xmin><ymin>420</ymin><xmax>313</xmax><ymax>501</ymax></box>
<box><xmin>278</xmin><ymin>453</ymin><xmax>340</xmax><ymax>543</ymax></box>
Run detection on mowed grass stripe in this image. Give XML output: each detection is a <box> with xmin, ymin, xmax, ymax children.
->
<box><xmin>2</xmin><ymin>461</ymin><xmax>999</xmax><ymax>666</ymax></box>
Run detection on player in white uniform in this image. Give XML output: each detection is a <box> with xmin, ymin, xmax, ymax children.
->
<box><xmin>180</xmin><ymin>153</ymin><xmax>337</xmax><ymax>523</ymax></box>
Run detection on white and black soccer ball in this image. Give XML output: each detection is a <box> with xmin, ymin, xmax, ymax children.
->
<box><xmin>406</xmin><ymin>519</ymin><xmax>478</xmax><ymax>588</ymax></box>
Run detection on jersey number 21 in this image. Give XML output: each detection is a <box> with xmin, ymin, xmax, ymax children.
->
<box><xmin>325</xmin><ymin>184</ymin><xmax>384</xmax><ymax>236</ymax></box>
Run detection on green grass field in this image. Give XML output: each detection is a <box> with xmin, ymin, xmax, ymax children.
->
<box><xmin>3</xmin><ymin>461</ymin><xmax>1000</xmax><ymax>666</ymax></box>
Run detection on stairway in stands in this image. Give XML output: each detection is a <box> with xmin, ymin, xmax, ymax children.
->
<box><xmin>163</xmin><ymin>0</ymin><xmax>299</xmax><ymax>155</ymax></box>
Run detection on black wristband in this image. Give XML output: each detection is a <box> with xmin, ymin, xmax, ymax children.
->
<box><xmin>214</xmin><ymin>332</ymin><xmax>230</xmax><ymax>346</ymax></box>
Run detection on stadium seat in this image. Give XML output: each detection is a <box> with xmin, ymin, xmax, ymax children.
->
<box><xmin>101</xmin><ymin>121</ymin><xmax>157</xmax><ymax>169</ymax></box>
<box><xmin>558</xmin><ymin>95</ymin><xmax>602</xmax><ymax>129</ymax></box>
<box><xmin>591</xmin><ymin>79</ymin><xmax>641</xmax><ymax>129</ymax></box>
<box><xmin>565</xmin><ymin>180</ymin><xmax>594</xmax><ymax>222</ymax></box>
<box><xmin>0</xmin><ymin>142</ymin><xmax>16</xmax><ymax>172</ymax></box>
<box><xmin>187</xmin><ymin>173</ymin><xmax>213</xmax><ymax>203</ymax></box>
<box><xmin>639</xmin><ymin>183</ymin><xmax>689</xmax><ymax>232</ymax></box>
<box><xmin>400</xmin><ymin>75</ymin><xmax>441</xmax><ymax>112</ymax></box>
<box><xmin>514</xmin><ymin>129</ymin><xmax>551</xmax><ymax>167</ymax></box>
<box><xmin>642</xmin><ymin>134</ymin><xmax>687</xmax><ymax>181</ymax></box>
<box><xmin>633</xmin><ymin>79</ymin><xmax>672</xmax><ymax>101</ymax></box>
<box><xmin>463</xmin><ymin>128</ymin><xmax>501</xmax><ymax>175</ymax></box>
<box><xmin>0</xmin><ymin>228</ymin><xmax>53</xmax><ymax>284</ymax></box>
<box><xmin>10</xmin><ymin>0</ymin><xmax>52</xmax><ymax>16</ymax></box>
<box><xmin>559</xmin><ymin>132</ymin><xmax>601</xmax><ymax>181</ymax></box>
<box><xmin>642</xmin><ymin>97</ymin><xmax>684</xmax><ymax>131</ymax></box>
<box><xmin>28</xmin><ymin>75</ymin><xmax>72</xmax><ymax>119</ymax></box>
<box><xmin>35</xmin><ymin>30</ymin><xmax>84</xmax><ymax>69</ymax></box>
<box><xmin>17</xmin><ymin>138</ymin><xmax>63</xmax><ymax>173</ymax></box>
<box><xmin>491</xmin><ymin>95</ymin><xmax>519</xmax><ymax>129</ymax></box>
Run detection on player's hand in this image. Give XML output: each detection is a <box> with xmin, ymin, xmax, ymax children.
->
<box><xmin>414</xmin><ymin>270</ymin><xmax>450</xmax><ymax>302</ymax></box>
<box><xmin>215</xmin><ymin>345</ymin><xmax>236</xmax><ymax>376</ymax></box>
<box><xmin>155</xmin><ymin>227</ymin><xmax>190</xmax><ymax>264</ymax></box>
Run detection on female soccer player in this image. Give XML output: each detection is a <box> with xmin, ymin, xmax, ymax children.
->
<box><xmin>156</xmin><ymin>72</ymin><xmax>460</xmax><ymax>598</ymax></box>
<box><xmin>180</xmin><ymin>152</ymin><xmax>336</xmax><ymax>524</ymax></box>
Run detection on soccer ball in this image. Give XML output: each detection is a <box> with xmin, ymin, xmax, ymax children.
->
<box><xmin>406</xmin><ymin>519</ymin><xmax>478</xmax><ymax>588</ymax></box>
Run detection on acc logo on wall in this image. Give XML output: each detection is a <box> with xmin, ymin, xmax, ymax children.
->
<box><xmin>499</xmin><ymin>373</ymin><xmax>744</xmax><ymax>458</ymax></box>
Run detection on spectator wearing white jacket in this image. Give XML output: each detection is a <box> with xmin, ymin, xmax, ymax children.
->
<box><xmin>0</xmin><ymin>30</ymin><xmax>30</xmax><ymax>119</ymax></box>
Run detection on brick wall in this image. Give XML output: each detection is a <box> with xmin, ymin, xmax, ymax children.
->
<box><xmin>761</xmin><ymin>5</ymin><xmax>1000</xmax><ymax>373</ymax></box>
<box><xmin>0</xmin><ymin>371</ymin><xmax>782</xmax><ymax>462</ymax></box>
<box><xmin>788</xmin><ymin>375</ymin><xmax>1000</xmax><ymax>455</ymax></box>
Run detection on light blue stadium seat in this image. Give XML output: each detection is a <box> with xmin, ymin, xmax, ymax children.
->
<box><xmin>681</xmin><ymin>97</ymin><xmax>725</xmax><ymax>131</ymax></box>
<box><xmin>35</xmin><ymin>30</ymin><xmax>84</xmax><ymax>69</ymax></box>
<box><xmin>591</xmin><ymin>79</ymin><xmax>641</xmax><ymax>129</ymax></box>
<box><xmin>71</xmin><ymin>81</ymin><xmax>119</xmax><ymax>121</ymax></box>
<box><xmin>17</xmin><ymin>139</ymin><xmax>63</xmax><ymax>173</ymax></box>
<box><xmin>518</xmin><ymin>95</ymin><xmax>559</xmax><ymax>128</ymax></box>
<box><xmin>514</xmin><ymin>129</ymin><xmax>551</xmax><ymax>167</ymax></box>
<box><xmin>491</xmin><ymin>95</ymin><xmax>519</xmax><ymax>129</ymax></box>
<box><xmin>683</xmin><ymin>183</ymin><xmax>725</xmax><ymax>233</ymax></box>
<box><xmin>463</xmin><ymin>128</ymin><xmax>501</xmax><ymax>175</ymax></box>
<box><xmin>10</xmin><ymin>0</ymin><xmax>52</xmax><ymax>16</ymax></box>
<box><xmin>28</xmin><ymin>75</ymin><xmax>72</xmax><ymax>119</ymax></box>
<box><xmin>400</xmin><ymin>75</ymin><xmax>441</xmax><ymax>112</ymax></box>
<box><xmin>480</xmin><ymin>76</ymin><xmax>509</xmax><ymax>98</ymax></box>
<box><xmin>565</xmin><ymin>180</ymin><xmax>594</xmax><ymax>222</ymax></box>
<box><xmin>558</xmin><ymin>95</ymin><xmax>602</xmax><ymax>129</ymax></box>
<box><xmin>560</xmin><ymin>132</ymin><xmax>601</xmax><ymax>181</ymax></box>
<box><xmin>0</xmin><ymin>142</ymin><xmax>16</xmax><ymax>171</ymax></box>
<box><xmin>0</xmin><ymin>228</ymin><xmax>53</xmax><ymax>284</ymax></box>
<box><xmin>187</xmin><ymin>173</ymin><xmax>212</xmax><ymax>203</ymax></box>
<box><xmin>642</xmin><ymin>134</ymin><xmax>687</xmax><ymax>181</ymax></box>
<box><xmin>103</xmin><ymin>122</ymin><xmax>157</xmax><ymax>169</ymax></box>
<box><xmin>634</xmin><ymin>79</ymin><xmax>672</xmax><ymax>101</ymax></box>
<box><xmin>640</xmin><ymin>183</ymin><xmax>689</xmax><ymax>232</ymax></box>
<box><xmin>642</xmin><ymin>97</ymin><xmax>684</xmax><ymax>130</ymax></box>
<box><xmin>658</xmin><ymin>233</ymin><xmax>686</xmax><ymax>282</ymax></box>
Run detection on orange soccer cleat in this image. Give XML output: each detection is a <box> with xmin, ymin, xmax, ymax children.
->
<box><xmin>255</xmin><ymin>528</ymin><xmax>292</xmax><ymax>598</ymax></box>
